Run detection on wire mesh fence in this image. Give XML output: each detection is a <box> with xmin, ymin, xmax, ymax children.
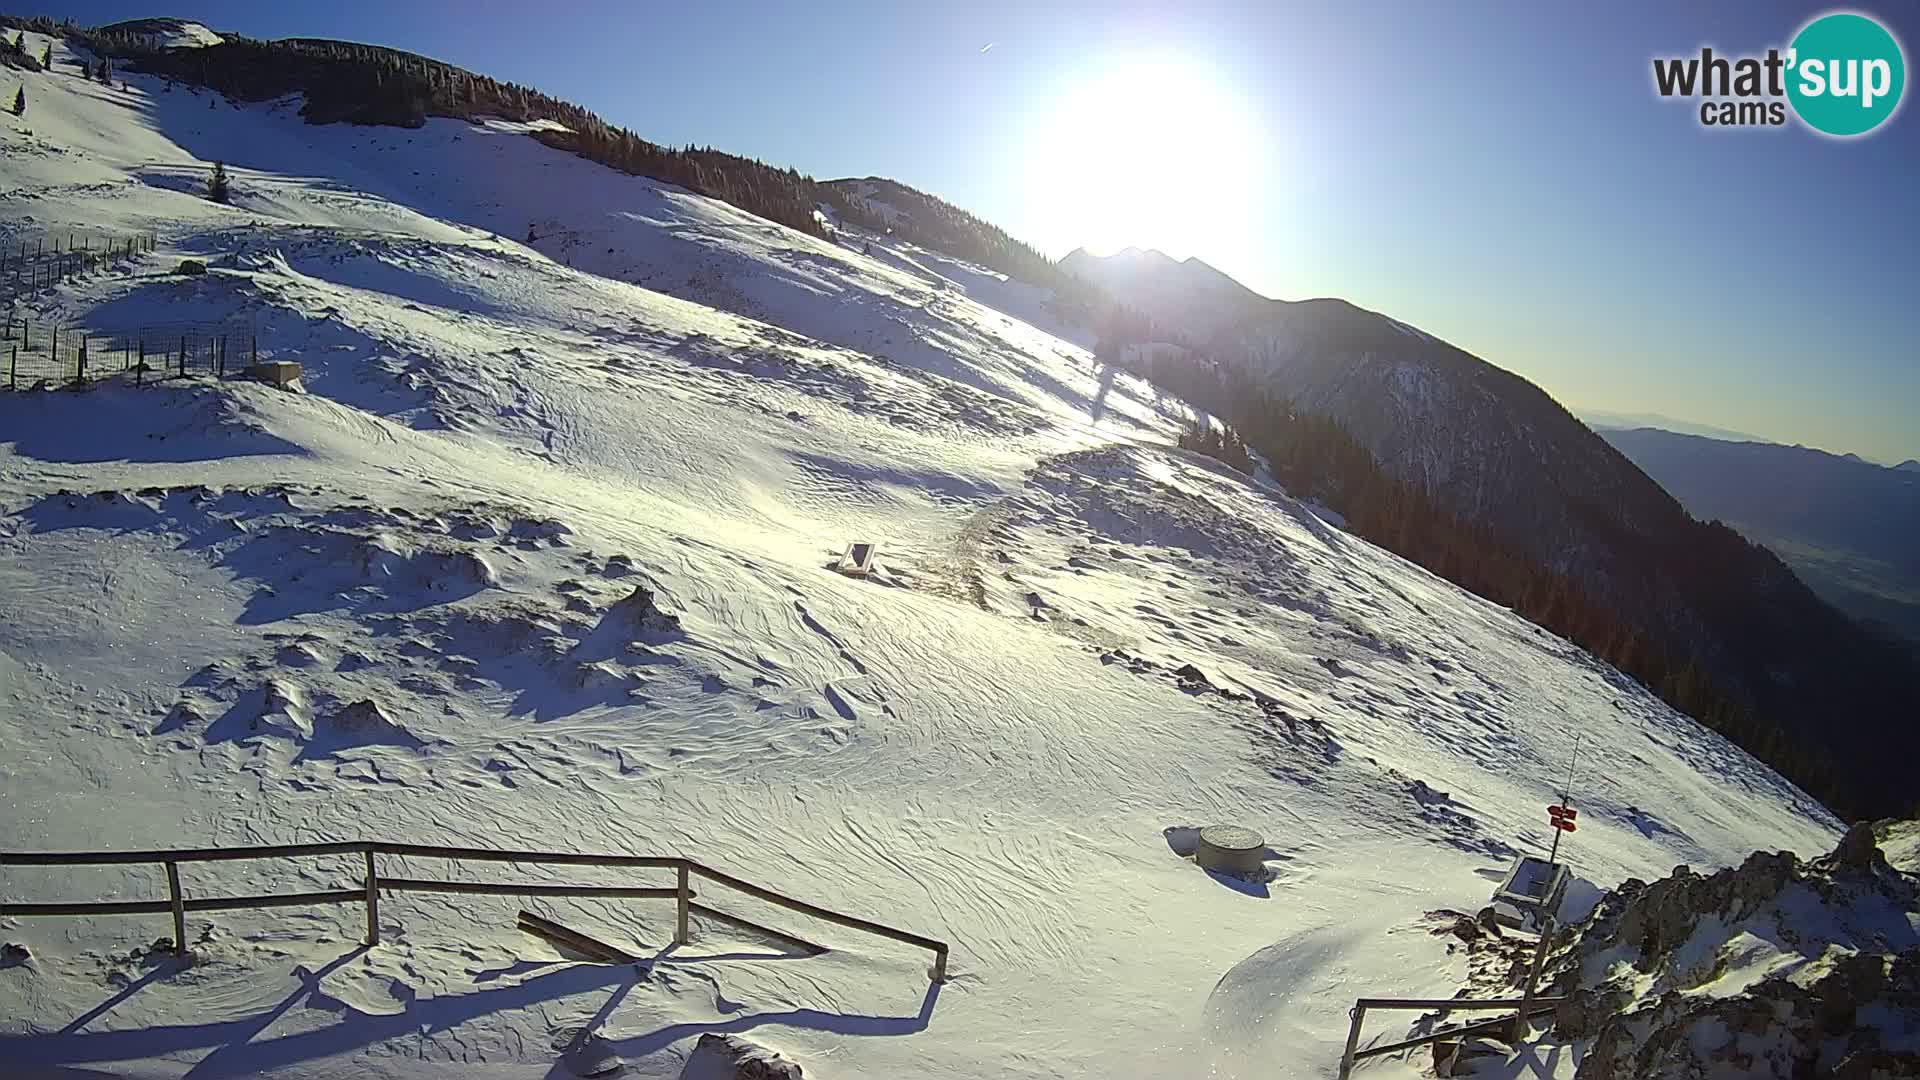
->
<box><xmin>2</xmin><ymin>318</ymin><xmax>257</xmax><ymax>390</ymax></box>
<box><xmin>0</xmin><ymin>231</ymin><xmax>158</xmax><ymax>302</ymax></box>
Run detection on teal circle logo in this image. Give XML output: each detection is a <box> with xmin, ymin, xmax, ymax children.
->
<box><xmin>1787</xmin><ymin>12</ymin><xmax>1906</xmax><ymax>136</ymax></box>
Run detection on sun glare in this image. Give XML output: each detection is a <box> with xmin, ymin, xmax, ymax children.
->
<box><xmin>1025</xmin><ymin>54</ymin><xmax>1260</xmax><ymax>262</ymax></box>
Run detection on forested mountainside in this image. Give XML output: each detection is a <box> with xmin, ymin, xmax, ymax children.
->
<box><xmin>1107</xmin><ymin>303</ymin><xmax>1920</xmax><ymax>823</ymax></box>
<box><xmin>822</xmin><ymin>177</ymin><xmax>1095</xmax><ymax>307</ymax></box>
<box><xmin>1602</xmin><ymin>427</ymin><xmax>1920</xmax><ymax>643</ymax></box>
<box><xmin>4</xmin><ymin>14</ymin><xmax>826</xmax><ymax>236</ymax></box>
<box><xmin>5</xmin><ymin>16</ymin><xmax>1093</xmax><ymax>299</ymax></box>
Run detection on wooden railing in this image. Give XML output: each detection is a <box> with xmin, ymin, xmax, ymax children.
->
<box><xmin>1336</xmin><ymin>918</ymin><xmax>1562</xmax><ymax>1077</ymax></box>
<box><xmin>0</xmin><ymin>841</ymin><xmax>949</xmax><ymax>981</ymax></box>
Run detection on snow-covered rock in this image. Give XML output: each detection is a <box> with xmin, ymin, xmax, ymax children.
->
<box><xmin>681</xmin><ymin>1033</ymin><xmax>803</xmax><ymax>1079</ymax></box>
<box><xmin>1544</xmin><ymin>823</ymin><xmax>1920</xmax><ymax>1079</ymax></box>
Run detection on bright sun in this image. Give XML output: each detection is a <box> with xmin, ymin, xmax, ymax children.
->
<box><xmin>1025</xmin><ymin>54</ymin><xmax>1260</xmax><ymax>262</ymax></box>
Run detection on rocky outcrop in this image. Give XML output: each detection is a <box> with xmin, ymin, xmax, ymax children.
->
<box><xmin>1543</xmin><ymin>823</ymin><xmax>1920</xmax><ymax>1079</ymax></box>
<box><xmin>680</xmin><ymin>1033</ymin><xmax>802</xmax><ymax>1079</ymax></box>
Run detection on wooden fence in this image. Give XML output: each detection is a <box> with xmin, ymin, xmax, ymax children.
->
<box><xmin>0</xmin><ymin>231</ymin><xmax>156</xmax><ymax>299</ymax></box>
<box><xmin>2</xmin><ymin>319</ymin><xmax>255</xmax><ymax>388</ymax></box>
<box><xmin>0</xmin><ymin>840</ymin><xmax>950</xmax><ymax>981</ymax></box>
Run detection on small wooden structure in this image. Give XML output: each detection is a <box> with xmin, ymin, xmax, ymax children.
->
<box><xmin>246</xmin><ymin>360</ymin><xmax>301</xmax><ymax>389</ymax></box>
<box><xmin>836</xmin><ymin>542</ymin><xmax>878</xmax><ymax>577</ymax></box>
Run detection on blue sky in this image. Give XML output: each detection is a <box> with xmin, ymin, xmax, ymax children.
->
<box><xmin>40</xmin><ymin>1</ymin><xmax>1920</xmax><ymax>462</ymax></box>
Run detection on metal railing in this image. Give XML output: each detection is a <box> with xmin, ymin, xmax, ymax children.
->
<box><xmin>1</xmin><ymin>840</ymin><xmax>950</xmax><ymax>981</ymax></box>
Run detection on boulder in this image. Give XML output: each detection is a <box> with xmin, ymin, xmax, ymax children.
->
<box><xmin>680</xmin><ymin>1033</ymin><xmax>802</xmax><ymax>1079</ymax></box>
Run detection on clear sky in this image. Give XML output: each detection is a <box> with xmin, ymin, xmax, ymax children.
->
<box><xmin>37</xmin><ymin>0</ymin><xmax>1920</xmax><ymax>463</ymax></box>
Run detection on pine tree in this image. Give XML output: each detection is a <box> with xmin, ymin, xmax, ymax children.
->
<box><xmin>207</xmin><ymin>160</ymin><xmax>231</xmax><ymax>204</ymax></box>
<box><xmin>96</xmin><ymin>57</ymin><xmax>112</xmax><ymax>85</ymax></box>
<box><xmin>42</xmin><ymin>44</ymin><xmax>53</xmax><ymax>67</ymax></box>
<box><xmin>10</xmin><ymin>85</ymin><xmax>23</xmax><ymax>116</ymax></box>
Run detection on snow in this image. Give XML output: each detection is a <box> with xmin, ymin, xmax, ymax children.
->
<box><xmin>107</xmin><ymin>19</ymin><xmax>225</xmax><ymax>50</ymax></box>
<box><xmin>0</xmin><ymin>40</ymin><xmax>1845</xmax><ymax>1079</ymax></box>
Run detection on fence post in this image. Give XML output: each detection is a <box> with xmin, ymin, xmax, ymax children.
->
<box><xmin>51</xmin><ymin>325</ymin><xmax>57</xmax><ymax>357</ymax></box>
<box><xmin>164</xmin><ymin>861</ymin><xmax>187</xmax><ymax>957</ymax></box>
<box><xmin>1338</xmin><ymin>1003</ymin><xmax>1366</xmax><ymax>1080</ymax></box>
<box><xmin>9</xmin><ymin>345</ymin><xmax>14</xmax><ymax>390</ymax></box>
<box><xmin>363</xmin><ymin>850</ymin><xmax>379</xmax><ymax>946</ymax></box>
<box><xmin>136</xmin><ymin>337</ymin><xmax>145</xmax><ymax>386</ymax></box>
<box><xmin>76</xmin><ymin>335</ymin><xmax>87</xmax><ymax>386</ymax></box>
<box><xmin>1511</xmin><ymin>917</ymin><xmax>1556</xmax><ymax>1043</ymax></box>
<box><xmin>675</xmin><ymin>863</ymin><xmax>690</xmax><ymax>945</ymax></box>
<box><xmin>178</xmin><ymin>336</ymin><xmax>186</xmax><ymax>378</ymax></box>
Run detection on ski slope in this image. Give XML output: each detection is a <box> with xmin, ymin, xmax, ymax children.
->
<box><xmin>0</xmin><ymin>31</ymin><xmax>1841</xmax><ymax>1079</ymax></box>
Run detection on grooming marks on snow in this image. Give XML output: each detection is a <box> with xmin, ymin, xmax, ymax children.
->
<box><xmin>0</xmin><ymin>56</ymin><xmax>1855</xmax><ymax>1077</ymax></box>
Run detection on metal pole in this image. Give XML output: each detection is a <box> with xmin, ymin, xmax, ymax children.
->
<box><xmin>8</xmin><ymin>345</ymin><xmax>14</xmax><ymax>390</ymax></box>
<box><xmin>136</xmin><ymin>337</ymin><xmax>144</xmax><ymax>385</ymax></box>
<box><xmin>1338</xmin><ymin>1003</ymin><xmax>1367</xmax><ymax>1079</ymax></box>
<box><xmin>675</xmin><ymin>863</ymin><xmax>690</xmax><ymax>945</ymax></box>
<box><xmin>363</xmin><ymin>850</ymin><xmax>379</xmax><ymax>946</ymax></box>
<box><xmin>165</xmin><ymin>861</ymin><xmax>187</xmax><ymax>957</ymax></box>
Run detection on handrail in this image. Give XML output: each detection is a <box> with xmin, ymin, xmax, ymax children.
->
<box><xmin>1337</xmin><ymin>996</ymin><xmax>1568</xmax><ymax>1078</ymax></box>
<box><xmin>1337</xmin><ymin>916</ymin><xmax>1563</xmax><ymax>1077</ymax></box>
<box><xmin>0</xmin><ymin>841</ymin><xmax>949</xmax><ymax>981</ymax></box>
<box><xmin>0</xmin><ymin>841</ymin><xmax>373</xmax><ymax>865</ymax></box>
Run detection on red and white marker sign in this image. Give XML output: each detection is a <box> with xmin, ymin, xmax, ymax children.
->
<box><xmin>1548</xmin><ymin>804</ymin><xmax>1578</xmax><ymax>832</ymax></box>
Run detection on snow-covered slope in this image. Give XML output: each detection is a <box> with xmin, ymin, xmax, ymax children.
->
<box><xmin>0</xmin><ymin>32</ymin><xmax>1841</xmax><ymax>1080</ymax></box>
<box><xmin>96</xmin><ymin>17</ymin><xmax>224</xmax><ymax>49</ymax></box>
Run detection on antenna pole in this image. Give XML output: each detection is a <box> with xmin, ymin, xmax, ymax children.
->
<box><xmin>1549</xmin><ymin>733</ymin><xmax>1583</xmax><ymax>866</ymax></box>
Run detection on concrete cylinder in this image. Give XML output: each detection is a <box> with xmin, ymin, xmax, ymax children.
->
<box><xmin>1196</xmin><ymin>825</ymin><xmax>1265</xmax><ymax>876</ymax></box>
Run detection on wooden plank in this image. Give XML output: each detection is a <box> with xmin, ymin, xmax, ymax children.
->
<box><xmin>1352</xmin><ymin>1005</ymin><xmax>1559</xmax><ymax>1062</ymax></box>
<box><xmin>382</xmin><ymin>877</ymin><xmax>680</xmax><ymax>900</ymax></box>
<box><xmin>184</xmin><ymin>890</ymin><xmax>363</xmax><ymax>913</ymax></box>
<box><xmin>688</xmin><ymin>901</ymin><xmax>828</xmax><ymax>955</ymax></box>
<box><xmin>364</xmin><ymin>850</ymin><xmax>379</xmax><ymax>947</ymax></box>
<box><xmin>1338</xmin><ymin>1005</ymin><xmax>1366</xmax><ymax>1079</ymax></box>
<box><xmin>374</xmin><ymin>843</ymin><xmax>681</xmax><ymax>869</ymax></box>
<box><xmin>1</xmin><ymin>841</ymin><xmax>371</xmax><ymax>865</ymax></box>
<box><xmin>1354</xmin><ymin>996</ymin><xmax>1565</xmax><ymax>1011</ymax></box>
<box><xmin>3</xmin><ymin>889</ymin><xmax>363</xmax><ymax>917</ymax></box>
<box><xmin>2</xmin><ymin>898</ymin><xmax>176</xmax><ymax>917</ymax></box>
<box><xmin>2</xmin><ymin>842</ymin><xmax>679</xmax><ymax>869</ymax></box>
<box><xmin>676</xmin><ymin>864</ymin><xmax>690</xmax><ymax>945</ymax></box>
<box><xmin>687</xmin><ymin>860</ymin><xmax>946</xmax><ymax>954</ymax></box>
<box><xmin>164</xmin><ymin>862</ymin><xmax>186</xmax><ymax>956</ymax></box>
<box><xmin>516</xmin><ymin>910</ymin><xmax>638</xmax><ymax>964</ymax></box>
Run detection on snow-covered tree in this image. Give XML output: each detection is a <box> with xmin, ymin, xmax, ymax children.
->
<box><xmin>10</xmin><ymin>85</ymin><xmax>23</xmax><ymax>116</ymax></box>
<box><xmin>208</xmin><ymin>161</ymin><xmax>231</xmax><ymax>204</ymax></box>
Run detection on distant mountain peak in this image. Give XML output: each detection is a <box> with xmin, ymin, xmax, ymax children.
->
<box><xmin>1898</xmin><ymin>459</ymin><xmax>1920</xmax><ymax>472</ymax></box>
